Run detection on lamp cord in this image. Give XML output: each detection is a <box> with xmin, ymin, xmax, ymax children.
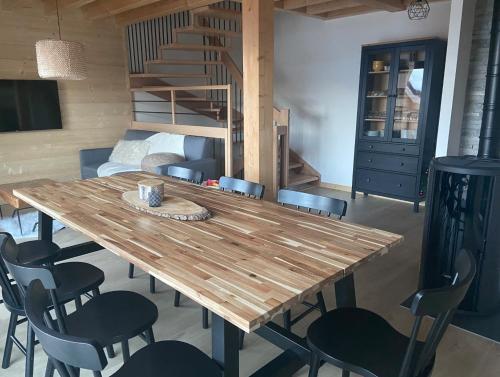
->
<box><xmin>56</xmin><ymin>0</ymin><xmax>61</xmax><ymax>40</ymax></box>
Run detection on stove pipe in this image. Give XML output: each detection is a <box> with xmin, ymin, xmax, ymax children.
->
<box><xmin>478</xmin><ymin>0</ymin><xmax>500</xmax><ymax>158</ymax></box>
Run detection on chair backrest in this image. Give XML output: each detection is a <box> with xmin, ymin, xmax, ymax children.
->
<box><xmin>0</xmin><ymin>232</ymin><xmax>23</xmax><ymax>310</ymax></box>
<box><xmin>400</xmin><ymin>249</ymin><xmax>477</xmax><ymax>377</ymax></box>
<box><xmin>219</xmin><ymin>176</ymin><xmax>265</xmax><ymax>199</ymax></box>
<box><xmin>0</xmin><ymin>234</ymin><xmax>58</xmax><ymax>293</ymax></box>
<box><xmin>25</xmin><ymin>280</ymin><xmax>107</xmax><ymax>377</ymax></box>
<box><xmin>167</xmin><ymin>165</ymin><xmax>204</xmax><ymax>184</ymax></box>
<box><xmin>277</xmin><ymin>189</ymin><xmax>347</xmax><ymax>219</ymax></box>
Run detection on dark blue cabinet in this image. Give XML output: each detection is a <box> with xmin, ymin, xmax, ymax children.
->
<box><xmin>351</xmin><ymin>38</ymin><xmax>447</xmax><ymax>212</ymax></box>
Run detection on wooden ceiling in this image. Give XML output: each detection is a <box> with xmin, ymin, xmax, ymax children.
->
<box><xmin>50</xmin><ymin>0</ymin><xmax>443</xmax><ymax>25</ymax></box>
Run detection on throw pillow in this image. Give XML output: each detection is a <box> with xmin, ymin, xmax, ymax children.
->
<box><xmin>146</xmin><ymin>133</ymin><xmax>186</xmax><ymax>157</ymax></box>
<box><xmin>141</xmin><ymin>153</ymin><xmax>186</xmax><ymax>173</ymax></box>
<box><xmin>109</xmin><ymin>139</ymin><xmax>150</xmax><ymax>166</ymax></box>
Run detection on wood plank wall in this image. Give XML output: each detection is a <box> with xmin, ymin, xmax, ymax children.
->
<box><xmin>0</xmin><ymin>0</ymin><xmax>131</xmax><ymax>184</ymax></box>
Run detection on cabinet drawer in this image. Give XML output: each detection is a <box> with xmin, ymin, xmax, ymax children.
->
<box><xmin>355</xmin><ymin>169</ymin><xmax>416</xmax><ymax>198</ymax></box>
<box><xmin>357</xmin><ymin>152</ymin><xmax>419</xmax><ymax>174</ymax></box>
<box><xmin>358</xmin><ymin>141</ymin><xmax>419</xmax><ymax>155</ymax></box>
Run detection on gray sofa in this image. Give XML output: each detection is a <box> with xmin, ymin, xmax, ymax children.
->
<box><xmin>80</xmin><ymin>129</ymin><xmax>216</xmax><ymax>179</ymax></box>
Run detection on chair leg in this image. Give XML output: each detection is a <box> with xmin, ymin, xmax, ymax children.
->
<box><xmin>106</xmin><ymin>345</ymin><xmax>115</xmax><ymax>358</ymax></box>
<box><xmin>128</xmin><ymin>264</ymin><xmax>134</xmax><ymax>279</ymax></box>
<box><xmin>342</xmin><ymin>370</ymin><xmax>350</xmax><ymax>377</ymax></box>
<box><xmin>2</xmin><ymin>313</ymin><xmax>17</xmax><ymax>369</ymax></box>
<box><xmin>316</xmin><ymin>292</ymin><xmax>327</xmax><ymax>315</ymax></box>
<box><xmin>15</xmin><ymin>210</ymin><xmax>23</xmax><ymax>236</ymax></box>
<box><xmin>145</xmin><ymin>328</ymin><xmax>155</xmax><ymax>344</ymax></box>
<box><xmin>25</xmin><ymin>323</ymin><xmax>35</xmax><ymax>377</ymax></box>
<box><xmin>239</xmin><ymin>330</ymin><xmax>245</xmax><ymax>350</ymax></box>
<box><xmin>149</xmin><ymin>275</ymin><xmax>156</xmax><ymax>294</ymax></box>
<box><xmin>308</xmin><ymin>353</ymin><xmax>321</xmax><ymax>377</ymax></box>
<box><xmin>75</xmin><ymin>296</ymin><xmax>83</xmax><ymax>310</ymax></box>
<box><xmin>174</xmin><ymin>290</ymin><xmax>181</xmax><ymax>307</ymax></box>
<box><xmin>45</xmin><ymin>359</ymin><xmax>55</xmax><ymax>377</ymax></box>
<box><xmin>283</xmin><ymin>310</ymin><xmax>292</xmax><ymax>331</ymax></box>
<box><xmin>202</xmin><ymin>307</ymin><xmax>209</xmax><ymax>329</ymax></box>
<box><xmin>121</xmin><ymin>341</ymin><xmax>130</xmax><ymax>362</ymax></box>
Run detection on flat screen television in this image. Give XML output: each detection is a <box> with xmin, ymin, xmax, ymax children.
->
<box><xmin>0</xmin><ymin>79</ymin><xmax>62</xmax><ymax>133</ymax></box>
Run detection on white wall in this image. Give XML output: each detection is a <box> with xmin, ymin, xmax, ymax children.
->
<box><xmin>274</xmin><ymin>3</ymin><xmax>451</xmax><ymax>187</ymax></box>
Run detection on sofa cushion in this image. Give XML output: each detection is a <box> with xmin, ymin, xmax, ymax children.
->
<box><xmin>97</xmin><ymin>162</ymin><xmax>142</xmax><ymax>177</ymax></box>
<box><xmin>81</xmin><ymin>162</ymin><xmax>101</xmax><ymax>179</ymax></box>
<box><xmin>109</xmin><ymin>139</ymin><xmax>150</xmax><ymax>166</ymax></box>
<box><xmin>141</xmin><ymin>153</ymin><xmax>185</xmax><ymax>173</ymax></box>
<box><xmin>146</xmin><ymin>133</ymin><xmax>185</xmax><ymax>157</ymax></box>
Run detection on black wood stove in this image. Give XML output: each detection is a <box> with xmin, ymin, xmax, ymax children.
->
<box><xmin>418</xmin><ymin>0</ymin><xmax>500</xmax><ymax>342</ymax></box>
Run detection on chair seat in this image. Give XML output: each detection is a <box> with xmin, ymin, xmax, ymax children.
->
<box><xmin>17</xmin><ymin>240</ymin><xmax>61</xmax><ymax>265</ymax></box>
<box><xmin>112</xmin><ymin>340</ymin><xmax>221</xmax><ymax>377</ymax></box>
<box><xmin>307</xmin><ymin>308</ymin><xmax>434</xmax><ymax>377</ymax></box>
<box><xmin>64</xmin><ymin>291</ymin><xmax>158</xmax><ymax>346</ymax></box>
<box><xmin>53</xmin><ymin>262</ymin><xmax>104</xmax><ymax>302</ymax></box>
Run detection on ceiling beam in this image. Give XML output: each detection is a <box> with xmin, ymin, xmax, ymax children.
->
<box><xmin>324</xmin><ymin>5</ymin><xmax>376</xmax><ymax>19</ymax></box>
<box><xmin>307</xmin><ymin>0</ymin><xmax>359</xmax><ymax>15</ymax></box>
<box><xmin>114</xmin><ymin>0</ymin><xmax>220</xmax><ymax>25</ymax></box>
<box><xmin>352</xmin><ymin>0</ymin><xmax>406</xmax><ymax>11</ymax></box>
<box><xmin>81</xmin><ymin>0</ymin><xmax>159</xmax><ymax>20</ymax></box>
<box><xmin>59</xmin><ymin>0</ymin><xmax>96</xmax><ymax>8</ymax></box>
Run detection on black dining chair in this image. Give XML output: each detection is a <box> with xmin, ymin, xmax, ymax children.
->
<box><xmin>1</xmin><ymin>234</ymin><xmax>159</xmax><ymax>376</ymax></box>
<box><xmin>0</xmin><ymin>232</ymin><xmax>105</xmax><ymax>377</ymax></box>
<box><xmin>128</xmin><ymin>166</ymin><xmax>204</xmax><ymax>294</ymax></box>
<box><xmin>277</xmin><ymin>189</ymin><xmax>348</xmax><ymax>331</ymax></box>
<box><xmin>219</xmin><ymin>176</ymin><xmax>265</xmax><ymax>199</ymax></box>
<box><xmin>24</xmin><ymin>279</ymin><xmax>222</xmax><ymax>377</ymax></box>
<box><xmin>306</xmin><ymin>249</ymin><xmax>477</xmax><ymax>377</ymax></box>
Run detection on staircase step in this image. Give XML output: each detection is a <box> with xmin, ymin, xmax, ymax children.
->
<box><xmin>288</xmin><ymin>174</ymin><xmax>320</xmax><ymax>187</ymax></box>
<box><xmin>159</xmin><ymin>43</ymin><xmax>229</xmax><ymax>52</ymax></box>
<box><xmin>289</xmin><ymin>162</ymin><xmax>304</xmax><ymax>170</ymax></box>
<box><xmin>147</xmin><ymin>59</ymin><xmax>222</xmax><ymax>66</ymax></box>
<box><xmin>130</xmin><ymin>73</ymin><xmax>210</xmax><ymax>79</ymax></box>
<box><xmin>192</xmin><ymin>6</ymin><xmax>242</xmax><ymax>21</ymax></box>
<box><xmin>174</xmin><ymin>26</ymin><xmax>241</xmax><ymax>38</ymax></box>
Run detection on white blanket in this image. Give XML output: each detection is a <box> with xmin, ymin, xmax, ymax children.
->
<box><xmin>146</xmin><ymin>133</ymin><xmax>185</xmax><ymax>158</ymax></box>
<box><xmin>97</xmin><ymin>162</ymin><xmax>142</xmax><ymax>177</ymax></box>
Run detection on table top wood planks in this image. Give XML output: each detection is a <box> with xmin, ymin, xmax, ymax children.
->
<box><xmin>0</xmin><ymin>178</ymin><xmax>55</xmax><ymax>209</ymax></box>
<box><xmin>14</xmin><ymin>172</ymin><xmax>403</xmax><ymax>333</ymax></box>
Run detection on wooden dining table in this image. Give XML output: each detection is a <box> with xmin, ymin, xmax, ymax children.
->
<box><xmin>14</xmin><ymin>172</ymin><xmax>403</xmax><ymax>377</ymax></box>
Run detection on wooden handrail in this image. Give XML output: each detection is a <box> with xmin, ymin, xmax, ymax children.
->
<box><xmin>131</xmin><ymin>84</ymin><xmax>233</xmax><ymax>177</ymax></box>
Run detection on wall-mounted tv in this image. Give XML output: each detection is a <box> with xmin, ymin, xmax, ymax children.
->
<box><xmin>0</xmin><ymin>79</ymin><xmax>62</xmax><ymax>133</ymax></box>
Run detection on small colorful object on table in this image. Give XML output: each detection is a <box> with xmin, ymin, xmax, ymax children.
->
<box><xmin>203</xmin><ymin>179</ymin><xmax>219</xmax><ymax>189</ymax></box>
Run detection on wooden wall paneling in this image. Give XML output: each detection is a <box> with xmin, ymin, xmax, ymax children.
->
<box><xmin>0</xmin><ymin>0</ymin><xmax>130</xmax><ymax>184</ymax></box>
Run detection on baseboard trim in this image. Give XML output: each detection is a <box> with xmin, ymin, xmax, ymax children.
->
<box><xmin>319</xmin><ymin>182</ymin><xmax>351</xmax><ymax>192</ymax></box>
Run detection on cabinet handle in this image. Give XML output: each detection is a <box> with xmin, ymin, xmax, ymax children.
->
<box><xmin>369</xmin><ymin>145</ymin><xmax>374</xmax><ymax>149</ymax></box>
<box><xmin>366</xmin><ymin>178</ymin><xmax>371</xmax><ymax>183</ymax></box>
<box><xmin>398</xmin><ymin>183</ymin><xmax>403</xmax><ymax>187</ymax></box>
<box><xmin>368</xmin><ymin>159</ymin><xmax>373</xmax><ymax>163</ymax></box>
<box><xmin>400</xmin><ymin>162</ymin><xmax>405</xmax><ymax>166</ymax></box>
<box><xmin>401</xmin><ymin>147</ymin><xmax>406</xmax><ymax>152</ymax></box>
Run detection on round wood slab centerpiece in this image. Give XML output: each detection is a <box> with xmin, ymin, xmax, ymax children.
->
<box><xmin>122</xmin><ymin>191</ymin><xmax>210</xmax><ymax>221</ymax></box>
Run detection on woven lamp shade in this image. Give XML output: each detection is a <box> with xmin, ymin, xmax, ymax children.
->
<box><xmin>36</xmin><ymin>39</ymin><xmax>87</xmax><ymax>80</ymax></box>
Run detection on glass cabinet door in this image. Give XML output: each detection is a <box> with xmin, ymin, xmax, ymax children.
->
<box><xmin>390</xmin><ymin>47</ymin><xmax>426</xmax><ymax>142</ymax></box>
<box><xmin>361</xmin><ymin>50</ymin><xmax>393</xmax><ymax>139</ymax></box>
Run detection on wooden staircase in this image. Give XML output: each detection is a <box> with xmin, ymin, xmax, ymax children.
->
<box><xmin>129</xmin><ymin>4</ymin><xmax>320</xmax><ymax>187</ymax></box>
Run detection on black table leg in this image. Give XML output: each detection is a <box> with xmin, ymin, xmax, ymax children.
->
<box><xmin>212</xmin><ymin>313</ymin><xmax>239</xmax><ymax>377</ymax></box>
<box><xmin>335</xmin><ymin>273</ymin><xmax>356</xmax><ymax>308</ymax></box>
<box><xmin>38</xmin><ymin>211</ymin><xmax>53</xmax><ymax>242</ymax></box>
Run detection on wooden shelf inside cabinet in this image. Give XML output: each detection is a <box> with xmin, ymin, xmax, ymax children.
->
<box><xmin>368</xmin><ymin>71</ymin><xmax>390</xmax><ymax>74</ymax></box>
<box><xmin>365</xmin><ymin>118</ymin><xmax>387</xmax><ymax>122</ymax></box>
<box><xmin>394</xmin><ymin>119</ymin><xmax>419</xmax><ymax>123</ymax></box>
<box><xmin>366</xmin><ymin>95</ymin><xmax>388</xmax><ymax>98</ymax></box>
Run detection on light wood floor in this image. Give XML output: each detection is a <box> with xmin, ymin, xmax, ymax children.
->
<box><xmin>1</xmin><ymin>188</ymin><xmax>499</xmax><ymax>377</ymax></box>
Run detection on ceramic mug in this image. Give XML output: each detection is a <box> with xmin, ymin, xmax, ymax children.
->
<box><xmin>372</xmin><ymin>60</ymin><xmax>384</xmax><ymax>72</ymax></box>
